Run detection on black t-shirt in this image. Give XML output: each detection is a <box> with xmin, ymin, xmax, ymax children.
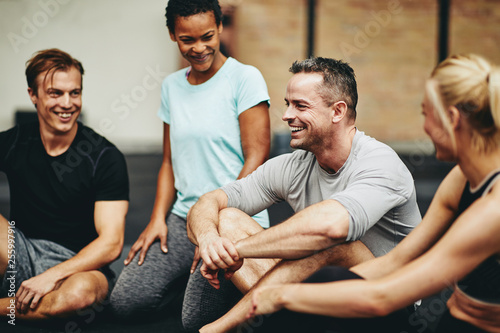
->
<box><xmin>0</xmin><ymin>122</ymin><xmax>129</xmax><ymax>253</ymax></box>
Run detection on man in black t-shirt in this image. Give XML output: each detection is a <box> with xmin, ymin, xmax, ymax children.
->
<box><xmin>0</xmin><ymin>49</ymin><xmax>129</xmax><ymax>320</ymax></box>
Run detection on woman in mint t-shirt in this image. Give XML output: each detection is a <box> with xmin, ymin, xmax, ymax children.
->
<box><xmin>110</xmin><ymin>0</ymin><xmax>271</xmax><ymax>330</ymax></box>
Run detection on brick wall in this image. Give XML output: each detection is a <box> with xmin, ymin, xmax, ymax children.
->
<box><xmin>232</xmin><ymin>0</ymin><xmax>306</xmax><ymax>133</ymax></box>
<box><xmin>450</xmin><ymin>0</ymin><xmax>500</xmax><ymax>64</ymax></box>
<box><xmin>227</xmin><ymin>0</ymin><xmax>500</xmax><ymax>150</ymax></box>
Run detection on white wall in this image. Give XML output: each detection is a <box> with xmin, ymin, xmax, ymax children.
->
<box><xmin>0</xmin><ymin>0</ymin><xmax>178</xmax><ymax>153</ymax></box>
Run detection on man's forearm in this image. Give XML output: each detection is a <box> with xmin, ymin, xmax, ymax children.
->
<box><xmin>187</xmin><ymin>190</ymin><xmax>228</xmax><ymax>245</ymax></box>
<box><xmin>235</xmin><ymin>200</ymin><xmax>349</xmax><ymax>259</ymax></box>
<box><xmin>202</xmin><ymin>241</ymin><xmax>358</xmax><ymax>333</ymax></box>
<box><xmin>235</xmin><ymin>231</ymin><xmax>338</xmax><ymax>259</ymax></box>
<box><xmin>42</xmin><ymin>235</ymin><xmax>123</xmax><ymax>282</ymax></box>
<box><xmin>15</xmin><ymin>199</ymin><xmax>127</xmax><ymax>313</ymax></box>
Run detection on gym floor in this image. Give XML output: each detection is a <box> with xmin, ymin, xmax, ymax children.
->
<box><xmin>0</xmin><ymin>152</ymin><xmax>454</xmax><ymax>333</ymax></box>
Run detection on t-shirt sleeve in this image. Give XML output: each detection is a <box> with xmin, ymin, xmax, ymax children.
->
<box><xmin>93</xmin><ymin>147</ymin><xmax>129</xmax><ymax>201</ymax></box>
<box><xmin>157</xmin><ymin>77</ymin><xmax>171</xmax><ymax>124</ymax></box>
<box><xmin>0</xmin><ymin>127</ymin><xmax>18</xmax><ymax>172</ymax></box>
<box><xmin>235</xmin><ymin>65</ymin><xmax>270</xmax><ymax>115</ymax></box>
<box><xmin>330</xmin><ymin>149</ymin><xmax>415</xmax><ymax>242</ymax></box>
<box><xmin>222</xmin><ymin>154</ymin><xmax>291</xmax><ymax>215</ymax></box>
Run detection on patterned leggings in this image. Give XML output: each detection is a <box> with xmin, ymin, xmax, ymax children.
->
<box><xmin>109</xmin><ymin>213</ymin><xmax>241</xmax><ymax>331</ymax></box>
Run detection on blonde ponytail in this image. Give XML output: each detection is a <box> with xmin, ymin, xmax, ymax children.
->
<box><xmin>430</xmin><ymin>54</ymin><xmax>500</xmax><ymax>153</ymax></box>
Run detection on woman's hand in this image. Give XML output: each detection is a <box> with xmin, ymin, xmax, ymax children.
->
<box><xmin>124</xmin><ymin>218</ymin><xmax>168</xmax><ymax>266</ymax></box>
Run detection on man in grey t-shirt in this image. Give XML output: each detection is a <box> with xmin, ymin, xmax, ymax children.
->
<box><xmin>187</xmin><ymin>57</ymin><xmax>421</xmax><ymax>332</ymax></box>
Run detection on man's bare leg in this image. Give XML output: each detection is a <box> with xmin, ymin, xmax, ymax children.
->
<box><xmin>0</xmin><ymin>214</ymin><xmax>109</xmax><ymax>321</ymax></box>
<box><xmin>201</xmin><ymin>240</ymin><xmax>374</xmax><ymax>333</ymax></box>
<box><xmin>217</xmin><ymin>208</ymin><xmax>280</xmax><ymax>292</ymax></box>
<box><xmin>0</xmin><ymin>270</ymin><xmax>108</xmax><ymax>320</ymax></box>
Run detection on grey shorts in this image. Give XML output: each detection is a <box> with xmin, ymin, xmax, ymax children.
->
<box><xmin>1</xmin><ymin>226</ymin><xmax>115</xmax><ymax>297</ymax></box>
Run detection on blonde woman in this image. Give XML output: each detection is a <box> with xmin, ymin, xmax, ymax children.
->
<box><xmin>247</xmin><ymin>54</ymin><xmax>500</xmax><ymax>333</ymax></box>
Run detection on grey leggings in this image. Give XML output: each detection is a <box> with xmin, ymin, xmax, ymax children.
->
<box><xmin>109</xmin><ymin>213</ymin><xmax>241</xmax><ymax>331</ymax></box>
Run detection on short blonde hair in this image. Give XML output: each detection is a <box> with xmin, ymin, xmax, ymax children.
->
<box><xmin>426</xmin><ymin>54</ymin><xmax>500</xmax><ymax>153</ymax></box>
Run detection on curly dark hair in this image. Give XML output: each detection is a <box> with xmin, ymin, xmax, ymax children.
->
<box><xmin>165</xmin><ymin>0</ymin><xmax>222</xmax><ymax>34</ymax></box>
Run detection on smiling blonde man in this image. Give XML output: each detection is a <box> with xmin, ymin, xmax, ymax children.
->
<box><xmin>0</xmin><ymin>49</ymin><xmax>129</xmax><ymax>321</ymax></box>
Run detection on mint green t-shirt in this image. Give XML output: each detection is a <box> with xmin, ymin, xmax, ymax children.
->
<box><xmin>158</xmin><ymin>57</ymin><xmax>270</xmax><ymax>227</ymax></box>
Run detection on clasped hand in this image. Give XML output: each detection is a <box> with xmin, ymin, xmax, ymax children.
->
<box><xmin>191</xmin><ymin>235</ymin><xmax>243</xmax><ymax>289</ymax></box>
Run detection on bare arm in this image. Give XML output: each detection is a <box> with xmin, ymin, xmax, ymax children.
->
<box><xmin>250</xmin><ymin>168</ymin><xmax>500</xmax><ymax>320</ymax></box>
<box><xmin>196</xmin><ymin>198</ymin><xmax>350</xmax><ymax>290</ymax></box>
<box><xmin>16</xmin><ymin>200</ymin><xmax>128</xmax><ymax>312</ymax></box>
<box><xmin>186</xmin><ymin>189</ymin><xmax>241</xmax><ymax>275</ymax></box>
<box><xmin>124</xmin><ymin>123</ymin><xmax>176</xmax><ymax>265</ymax></box>
<box><xmin>237</xmin><ymin>146</ymin><xmax>442</xmax><ymax>262</ymax></box>
<box><xmin>235</xmin><ymin>199</ymin><xmax>350</xmax><ymax>259</ymax></box>
<box><xmin>201</xmin><ymin>166</ymin><xmax>465</xmax><ymax>332</ymax></box>
<box><xmin>237</xmin><ymin>102</ymin><xmax>270</xmax><ymax>179</ymax></box>
<box><xmin>351</xmin><ymin>165</ymin><xmax>465</xmax><ymax>279</ymax></box>
<box><xmin>187</xmin><ymin>189</ymin><xmax>228</xmax><ymax>245</ymax></box>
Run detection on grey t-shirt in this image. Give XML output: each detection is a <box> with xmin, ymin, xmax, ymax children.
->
<box><xmin>222</xmin><ymin>130</ymin><xmax>421</xmax><ymax>257</ymax></box>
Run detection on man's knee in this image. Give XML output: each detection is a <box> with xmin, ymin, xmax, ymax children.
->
<box><xmin>324</xmin><ymin>241</ymin><xmax>374</xmax><ymax>267</ymax></box>
<box><xmin>48</xmin><ymin>272</ymin><xmax>107</xmax><ymax>318</ymax></box>
<box><xmin>218</xmin><ymin>208</ymin><xmax>263</xmax><ymax>241</ymax></box>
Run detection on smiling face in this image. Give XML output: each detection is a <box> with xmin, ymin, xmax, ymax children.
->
<box><xmin>29</xmin><ymin>67</ymin><xmax>82</xmax><ymax>136</ymax></box>
<box><xmin>283</xmin><ymin>72</ymin><xmax>334</xmax><ymax>153</ymax></box>
<box><xmin>170</xmin><ymin>11</ymin><xmax>225</xmax><ymax>82</ymax></box>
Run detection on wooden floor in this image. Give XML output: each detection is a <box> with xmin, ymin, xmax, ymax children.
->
<box><xmin>0</xmin><ymin>153</ymin><xmax>454</xmax><ymax>333</ymax></box>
